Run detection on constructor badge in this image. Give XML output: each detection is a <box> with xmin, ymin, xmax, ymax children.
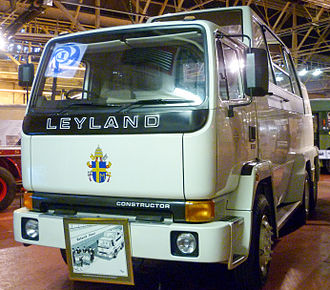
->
<box><xmin>87</xmin><ymin>146</ymin><xmax>111</xmax><ymax>183</ymax></box>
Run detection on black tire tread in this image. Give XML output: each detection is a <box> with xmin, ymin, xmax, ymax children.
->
<box><xmin>233</xmin><ymin>194</ymin><xmax>272</xmax><ymax>290</ymax></box>
<box><xmin>0</xmin><ymin>167</ymin><xmax>16</xmax><ymax>210</ymax></box>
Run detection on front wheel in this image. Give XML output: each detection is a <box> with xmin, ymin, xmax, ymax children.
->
<box><xmin>0</xmin><ymin>167</ymin><xmax>16</xmax><ymax>211</ymax></box>
<box><xmin>324</xmin><ymin>159</ymin><xmax>330</xmax><ymax>174</ymax></box>
<box><xmin>234</xmin><ymin>195</ymin><xmax>273</xmax><ymax>289</ymax></box>
<box><xmin>60</xmin><ymin>249</ymin><xmax>67</xmax><ymax>264</ymax></box>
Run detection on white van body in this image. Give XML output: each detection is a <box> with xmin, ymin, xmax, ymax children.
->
<box><xmin>14</xmin><ymin>6</ymin><xmax>318</xmax><ymax>288</ymax></box>
<box><xmin>97</xmin><ymin>229</ymin><xmax>124</xmax><ymax>259</ymax></box>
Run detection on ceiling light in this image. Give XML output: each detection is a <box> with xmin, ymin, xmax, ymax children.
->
<box><xmin>298</xmin><ymin>68</ymin><xmax>308</xmax><ymax>76</ymax></box>
<box><xmin>0</xmin><ymin>33</ymin><xmax>7</xmax><ymax>51</ymax></box>
<box><xmin>312</xmin><ymin>69</ymin><xmax>322</xmax><ymax>77</ymax></box>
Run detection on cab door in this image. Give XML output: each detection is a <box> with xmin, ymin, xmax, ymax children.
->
<box><xmin>259</xmin><ymin>25</ymin><xmax>304</xmax><ymax>205</ymax></box>
<box><xmin>215</xmin><ymin>37</ymin><xmax>258</xmax><ymax>194</ymax></box>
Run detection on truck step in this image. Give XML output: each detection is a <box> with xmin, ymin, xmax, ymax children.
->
<box><xmin>232</xmin><ymin>254</ymin><xmax>246</xmax><ymax>266</ymax></box>
<box><xmin>276</xmin><ymin>201</ymin><xmax>301</xmax><ymax>230</ymax></box>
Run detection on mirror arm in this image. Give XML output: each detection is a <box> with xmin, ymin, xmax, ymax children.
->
<box><xmin>215</xmin><ymin>30</ymin><xmax>252</xmax><ymax>51</ymax></box>
<box><xmin>228</xmin><ymin>94</ymin><xmax>253</xmax><ymax>117</ymax></box>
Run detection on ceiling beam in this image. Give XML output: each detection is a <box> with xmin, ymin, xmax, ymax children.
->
<box><xmin>297</xmin><ymin>8</ymin><xmax>324</xmax><ymax>51</ymax></box>
<box><xmin>95</xmin><ymin>0</ymin><xmax>100</xmax><ymax>28</ymax></box>
<box><xmin>177</xmin><ymin>0</ymin><xmax>185</xmax><ymax>11</ymax></box>
<box><xmin>304</xmin><ymin>24</ymin><xmax>330</xmax><ymax>61</ymax></box>
<box><xmin>158</xmin><ymin>0</ymin><xmax>169</xmax><ymax>15</ymax></box>
<box><xmin>4</xmin><ymin>53</ymin><xmax>20</xmax><ymax>66</ymax></box>
<box><xmin>53</xmin><ymin>0</ymin><xmax>86</xmax><ymax>31</ymax></box>
<box><xmin>272</xmin><ymin>1</ymin><xmax>291</xmax><ymax>31</ymax></box>
<box><xmin>292</xmin><ymin>4</ymin><xmax>298</xmax><ymax>62</ymax></box>
<box><xmin>139</xmin><ymin>0</ymin><xmax>152</xmax><ymax>23</ymax></box>
<box><xmin>70</xmin><ymin>0</ymin><xmax>83</xmax><ymax>30</ymax></box>
<box><xmin>302</xmin><ymin>0</ymin><xmax>330</xmax><ymax>10</ymax></box>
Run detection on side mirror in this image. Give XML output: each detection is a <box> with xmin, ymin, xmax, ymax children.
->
<box><xmin>244</xmin><ymin>48</ymin><xmax>269</xmax><ymax>97</ymax></box>
<box><xmin>18</xmin><ymin>63</ymin><xmax>34</xmax><ymax>87</ymax></box>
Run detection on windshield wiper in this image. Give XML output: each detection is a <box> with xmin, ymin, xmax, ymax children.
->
<box><xmin>117</xmin><ymin>99</ymin><xmax>193</xmax><ymax>113</ymax></box>
<box><xmin>51</xmin><ymin>101</ymin><xmax>121</xmax><ymax>116</ymax></box>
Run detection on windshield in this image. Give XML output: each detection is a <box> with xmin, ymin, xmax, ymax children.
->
<box><xmin>30</xmin><ymin>26</ymin><xmax>207</xmax><ymax>113</ymax></box>
<box><xmin>98</xmin><ymin>239</ymin><xmax>111</xmax><ymax>248</ymax></box>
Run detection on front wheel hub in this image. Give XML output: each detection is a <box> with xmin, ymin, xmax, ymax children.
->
<box><xmin>259</xmin><ymin>214</ymin><xmax>273</xmax><ymax>277</ymax></box>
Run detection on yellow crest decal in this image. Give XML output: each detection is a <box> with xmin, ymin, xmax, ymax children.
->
<box><xmin>87</xmin><ymin>146</ymin><xmax>112</xmax><ymax>183</ymax></box>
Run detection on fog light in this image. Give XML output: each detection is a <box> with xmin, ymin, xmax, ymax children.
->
<box><xmin>22</xmin><ymin>218</ymin><xmax>39</xmax><ymax>240</ymax></box>
<box><xmin>177</xmin><ymin>233</ymin><xmax>197</xmax><ymax>254</ymax></box>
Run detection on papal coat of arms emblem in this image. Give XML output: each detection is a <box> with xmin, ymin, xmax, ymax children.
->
<box><xmin>87</xmin><ymin>146</ymin><xmax>111</xmax><ymax>183</ymax></box>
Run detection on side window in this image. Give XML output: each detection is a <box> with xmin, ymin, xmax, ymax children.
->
<box><xmin>263</xmin><ymin>26</ymin><xmax>301</xmax><ymax>96</ymax></box>
<box><xmin>216</xmin><ymin>41</ymin><xmax>244</xmax><ymax>100</ymax></box>
<box><xmin>216</xmin><ymin>39</ymin><xmax>229</xmax><ymax>100</ymax></box>
<box><xmin>252</xmin><ymin>20</ymin><xmax>275</xmax><ymax>84</ymax></box>
<box><xmin>176</xmin><ymin>47</ymin><xmax>205</xmax><ymax>98</ymax></box>
<box><xmin>283</xmin><ymin>50</ymin><xmax>301</xmax><ymax>96</ymax></box>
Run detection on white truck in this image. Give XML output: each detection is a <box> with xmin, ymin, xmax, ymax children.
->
<box><xmin>97</xmin><ymin>227</ymin><xmax>124</xmax><ymax>259</ymax></box>
<box><xmin>14</xmin><ymin>6</ymin><xmax>319</xmax><ymax>289</ymax></box>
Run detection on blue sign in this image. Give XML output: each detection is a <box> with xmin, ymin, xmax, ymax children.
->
<box><xmin>45</xmin><ymin>43</ymin><xmax>87</xmax><ymax>78</ymax></box>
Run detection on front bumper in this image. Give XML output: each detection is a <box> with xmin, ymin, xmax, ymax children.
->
<box><xmin>14</xmin><ymin>207</ymin><xmax>245</xmax><ymax>263</ymax></box>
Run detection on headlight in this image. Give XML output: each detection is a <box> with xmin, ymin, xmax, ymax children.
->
<box><xmin>22</xmin><ymin>218</ymin><xmax>39</xmax><ymax>240</ymax></box>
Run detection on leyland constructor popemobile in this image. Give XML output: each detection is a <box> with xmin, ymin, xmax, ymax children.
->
<box><xmin>14</xmin><ymin>6</ymin><xmax>319</xmax><ymax>289</ymax></box>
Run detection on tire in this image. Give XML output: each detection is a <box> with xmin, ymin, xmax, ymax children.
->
<box><xmin>309</xmin><ymin>173</ymin><xmax>318</xmax><ymax>211</ymax></box>
<box><xmin>325</xmin><ymin>160</ymin><xmax>330</xmax><ymax>174</ymax></box>
<box><xmin>60</xmin><ymin>249</ymin><xmax>67</xmax><ymax>264</ymax></box>
<box><xmin>303</xmin><ymin>173</ymin><xmax>311</xmax><ymax>219</ymax></box>
<box><xmin>295</xmin><ymin>172</ymin><xmax>313</xmax><ymax>226</ymax></box>
<box><xmin>234</xmin><ymin>195</ymin><xmax>273</xmax><ymax>289</ymax></box>
<box><xmin>306</xmin><ymin>169</ymin><xmax>317</xmax><ymax>212</ymax></box>
<box><xmin>0</xmin><ymin>167</ymin><xmax>16</xmax><ymax>211</ymax></box>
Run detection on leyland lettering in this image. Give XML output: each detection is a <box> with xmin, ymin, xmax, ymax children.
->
<box><xmin>46</xmin><ymin>115</ymin><xmax>160</xmax><ymax>130</ymax></box>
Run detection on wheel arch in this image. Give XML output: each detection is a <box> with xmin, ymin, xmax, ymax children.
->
<box><xmin>285</xmin><ymin>147</ymin><xmax>318</xmax><ymax>204</ymax></box>
<box><xmin>227</xmin><ymin>160</ymin><xmax>273</xmax><ymax>211</ymax></box>
<box><xmin>226</xmin><ymin>160</ymin><xmax>277</xmax><ymax>259</ymax></box>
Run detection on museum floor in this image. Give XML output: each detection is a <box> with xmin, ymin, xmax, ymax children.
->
<box><xmin>0</xmin><ymin>174</ymin><xmax>329</xmax><ymax>290</ymax></box>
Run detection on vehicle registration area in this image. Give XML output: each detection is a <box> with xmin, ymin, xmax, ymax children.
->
<box><xmin>63</xmin><ymin>218</ymin><xmax>134</xmax><ymax>285</ymax></box>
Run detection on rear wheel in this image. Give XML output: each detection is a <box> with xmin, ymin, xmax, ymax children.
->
<box><xmin>304</xmin><ymin>173</ymin><xmax>311</xmax><ymax>218</ymax></box>
<box><xmin>234</xmin><ymin>195</ymin><xmax>273</xmax><ymax>289</ymax></box>
<box><xmin>296</xmin><ymin>172</ymin><xmax>313</xmax><ymax>226</ymax></box>
<box><xmin>0</xmin><ymin>167</ymin><xmax>16</xmax><ymax>210</ymax></box>
<box><xmin>309</xmin><ymin>161</ymin><xmax>319</xmax><ymax>211</ymax></box>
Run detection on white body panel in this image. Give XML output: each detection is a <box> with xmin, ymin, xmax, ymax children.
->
<box><xmin>24</xmin><ymin>134</ymin><xmax>184</xmax><ymax>199</ymax></box>
<box><xmin>183</xmin><ymin>112</ymin><xmax>217</xmax><ymax>199</ymax></box>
